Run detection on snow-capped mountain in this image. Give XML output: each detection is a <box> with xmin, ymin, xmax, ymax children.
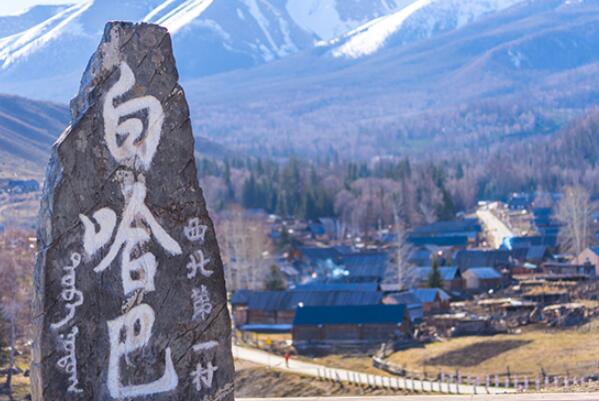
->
<box><xmin>1</xmin><ymin>0</ymin><xmax>589</xmax><ymax>106</ymax></box>
<box><xmin>326</xmin><ymin>0</ymin><xmax>523</xmax><ymax>58</ymax></box>
<box><xmin>0</xmin><ymin>0</ymin><xmax>416</xmax><ymax>101</ymax></box>
<box><xmin>0</xmin><ymin>4</ymin><xmax>70</xmax><ymax>38</ymax></box>
<box><xmin>179</xmin><ymin>0</ymin><xmax>599</xmax><ymax>158</ymax></box>
<box><xmin>2</xmin><ymin>0</ymin><xmax>599</xmax><ymax>166</ymax></box>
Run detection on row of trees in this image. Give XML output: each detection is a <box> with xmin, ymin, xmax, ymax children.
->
<box><xmin>199</xmin><ymin>157</ymin><xmax>459</xmax><ymax>237</ymax></box>
<box><xmin>0</xmin><ymin>230</ymin><xmax>33</xmax><ymax>399</ymax></box>
<box><xmin>199</xmin><ymin>106</ymin><xmax>599</xmax><ymax>245</ymax></box>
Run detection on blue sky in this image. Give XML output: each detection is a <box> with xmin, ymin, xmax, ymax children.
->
<box><xmin>0</xmin><ymin>0</ymin><xmax>80</xmax><ymax>16</ymax></box>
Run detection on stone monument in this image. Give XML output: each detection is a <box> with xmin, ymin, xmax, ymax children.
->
<box><xmin>32</xmin><ymin>22</ymin><xmax>234</xmax><ymax>401</ymax></box>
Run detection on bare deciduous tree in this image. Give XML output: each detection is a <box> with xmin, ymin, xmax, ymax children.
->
<box><xmin>555</xmin><ymin>185</ymin><xmax>593</xmax><ymax>256</ymax></box>
<box><xmin>0</xmin><ymin>230</ymin><xmax>34</xmax><ymax>399</ymax></box>
<box><xmin>216</xmin><ymin>208</ymin><xmax>273</xmax><ymax>292</ymax></box>
<box><xmin>391</xmin><ymin>203</ymin><xmax>416</xmax><ymax>290</ymax></box>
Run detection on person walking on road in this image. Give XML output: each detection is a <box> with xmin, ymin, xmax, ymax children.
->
<box><xmin>284</xmin><ymin>352</ymin><xmax>290</xmax><ymax>368</ymax></box>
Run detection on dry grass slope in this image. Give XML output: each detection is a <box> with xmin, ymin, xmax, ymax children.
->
<box><xmin>388</xmin><ymin>319</ymin><xmax>599</xmax><ymax>378</ymax></box>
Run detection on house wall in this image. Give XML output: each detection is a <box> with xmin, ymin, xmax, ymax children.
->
<box><xmin>464</xmin><ymin>273</ymin><xmax>501</xmax><ymax>291</ymax></box>
<box><xmin>293</xmin><ymin>325</ymin><xmax>322</xmax><ymax>342</ymax></box>
<box><xmin>480</xmin><ymin>278</ymin><xmax>502</xmax><ymax>290</ymax></box>
<box><xmin>576</xmin><ymin>249</ymin><xmax>599</xmax><ymax>276</ymax></box>
<box><xmin>293</xmin><ymin>324</ymin><xmax>403</xmax><ymax>343</ymax></box>
<box><xmin>232</xmin><ymin>306</ymin><xmax>248</xmax><ymax>326</ymax></box>
<box><xmin>277</xmin><ymin>310</ymin><xmax>296</xmax><ymax>324</ymax></box>
<box><xmin>422</xmin><ymin>300</ymin><xmax>451</xmax><ymax>315</ymax></box>
<box><xmin>463</xmin><ymin>272</ymin><xmax>480</xmax><ymax>289</ymax></box>
<box><xmin>445</xmin><ymin>278</ymin><xmax>464</xmax><ymax>291</ymax></box>
<box><xmin>324</xmin><ymin>325</ymin><xmax>361</xmax><ymax>340</ymax></box>
<box><xmin>248</xmin><ymin>309</ymin><xmax>296</xmax><ymax>325</ymax></box>
<box><xmin>248</xmin><ymin>310</ymin><xmax>277</xmax><ymax>324</ymax></box>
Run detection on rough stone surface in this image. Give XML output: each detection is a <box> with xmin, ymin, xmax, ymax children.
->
<box><xmin>32</xmin><ymin>22</ymin><xmax>234</xmax><ymax>401</ymax></box>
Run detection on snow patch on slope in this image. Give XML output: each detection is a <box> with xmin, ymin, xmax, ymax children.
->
<box><xmin>286</xmin><ymin>0</ymin><xmax>418</xmax><ymax>41</ymax></box>
<box><xmin>330</xmin><ymin>0</ymin><xmax>433</xmax><ymax>59</ymax></box>
<box><xmin>286</xmin><ymin>0</ymin><xmax>353</xmax><ymax>41</ymax></box>
<box><xmin>0</xmin><ymin>1</ymin><xmax>93</xmax><ymax>69</ymax></box>
<box><xmin>144</xmin><ymin>0</ymin><xmax>214</xmax><ymax>34</ymax></box>
<box><xmin>329</xmin><ymin>0</ymin><xmax>523</xmax><ymax>59</ymax></box>
<box><xmin>242</xmin><ymin>0</ymin><xmax>299</xmax><ymax>61</ymax></box>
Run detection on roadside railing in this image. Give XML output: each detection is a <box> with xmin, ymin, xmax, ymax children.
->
<box><xmin>372</xmin><ymin>356</ymin><xmax>597</xmax><ymax>392</ymax></box>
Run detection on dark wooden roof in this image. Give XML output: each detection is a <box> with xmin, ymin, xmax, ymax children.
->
<box><xmin>243</xmin><ymin>290</ymin><xmax>383</xmax><ymax>311</ymax></box>
<box><xmin>294</xmin><ymin>304</ymin><xmax>406</xmax><ymax>325</ymax></box>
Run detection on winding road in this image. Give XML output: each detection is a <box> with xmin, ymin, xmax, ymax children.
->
<box><xmin>233</xmin><ymin>345</ymin><xmax>510</xmax><ymax>395</ymax></box>
<box><xmin>477</xmin><ymin>203</ymin><xmax>514</xmax><ymax>248</ymax></box>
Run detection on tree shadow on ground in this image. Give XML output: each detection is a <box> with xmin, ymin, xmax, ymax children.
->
<box><xmin>425</xmin><ymin>340</ymin><xmax>533</xmax><ymax>367</ymax></box>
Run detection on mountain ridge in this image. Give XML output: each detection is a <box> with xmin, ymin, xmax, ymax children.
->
<box><xmin>0</xmin><ymin>0</ymin><xmax>531</xmax><ymax>102</ymax></box>
<box><xmin>180</xmin><ymin>0</ymin><xmax>599</xmax><ymax>158</ymax></box>
<box><xmin>0</xmin><ymin>93</ymin><xmax>68</xmax><ymax>177</ymax></box>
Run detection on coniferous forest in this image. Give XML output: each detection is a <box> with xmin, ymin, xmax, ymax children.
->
<box><xmin>198</xmin><ymin>107</ymin><xmax>599</xmax><ymax>230</ymax></box>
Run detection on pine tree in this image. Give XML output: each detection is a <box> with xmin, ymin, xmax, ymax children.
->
<box><xmin>265</xmin><ymin>265</ymin><xmax>286</xmax><ymax>291</ymax></box>
<box><xmin>428</xmin><ymin>257</ymin><xmax>443</xmax><ymax>288</ymax></box>
<box><xmin>223</xmin><ymin>160</ymin><xmax>235</xmax><ymax>202</ymax></box>
<box><xmin>241</xmin><ymin>174</ymin><xmax>257</xmax><ymax>208</ymax></box>
<box><xmin>436</xmin><ymin>187</ymin><xmax>456</xmax><ymax>220</ymax></box>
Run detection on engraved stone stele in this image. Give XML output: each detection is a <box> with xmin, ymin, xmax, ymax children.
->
<box><xmin>33</xmin><ymin>22</ymin><xmax>234</xmax><ymax>401</ymax></box>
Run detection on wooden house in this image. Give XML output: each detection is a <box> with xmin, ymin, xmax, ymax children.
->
<box><xmin>231</xmin><ymin>289</ymin><xmax>383</xmax><ymax>330</ymax></box>
<box><xmin>413</xmin><ymin>266</ymin><xmax>464</xmax><ymax>291</ymax></box>
<box><xmin>455</xmin><ymin>249</ymin><xmax>511</xmax><ymax>272</ymax></box>
<box><xmin>462</xmin><ymin>267</ymin><xmax>503</xmax><ymax>291</ymax></box>
<box><xmin>292</xmin><ymin>304</ymin><xmax>410</xmax><ymax>347</ymax></box>
<box><xmin>575</xmin><ymin>247</ymin><xmax>599</xmax><ymax>276</ymax></box>
<box><xmin>383</xmin><ymin>288</ymin><xmax>451</xmax><ymax>319</ymax></box>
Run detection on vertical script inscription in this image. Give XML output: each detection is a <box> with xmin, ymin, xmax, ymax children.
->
<box><xmin>52</xmin><ymin>253</ymin><xmax>84</xmax><ymax>393</ymax></box>
<box><xmin>183</xmin><ymin>216</ymin><xmax>225</xmax><ymax>396</ymax></box>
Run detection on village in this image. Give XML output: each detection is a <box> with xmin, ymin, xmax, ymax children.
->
<box><xmin>226</xmin><ymin>191</ymin><xmax>599</xmax><ymax>389</ymax></box>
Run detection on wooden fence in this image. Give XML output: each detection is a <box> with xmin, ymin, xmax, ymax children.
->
<box><xmin>372</xmin><ymin>356</ymin><xmax>596</xmax><ymax>392</ymax></box>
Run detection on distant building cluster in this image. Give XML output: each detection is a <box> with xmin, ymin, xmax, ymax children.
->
<box><xmin>227</xmin><ymin>192</ymin><xmax>599</xmax><ymax>354</ymax></box>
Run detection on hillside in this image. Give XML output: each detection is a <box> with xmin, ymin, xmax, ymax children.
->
<box><xmin>184</xmin><ymin>0</ymin><xmax>599</xmax><ymax>159</ymax></box>
<box><xmin>0</xmin><ymin>0</ymin><xmax>418</xmax><ymax>101</ymax></box>
<box><xmin>1</xmin><ymin>0</ymin><xmax>599</xmax><ymax>163</ymax></box>
<box><xmin>0</xmin><ymin>94</ymin><xmax>68</xmax><ymax>178</ymax></box>
<box><xmin>0</xmin><ymin>93</ymin><xmax>234</xmax><ymax>177</ymax></box>
<box><xmin>387</xmin><ymin>318</ymin><xmax>599</xmax><ymax>378</ymax></box>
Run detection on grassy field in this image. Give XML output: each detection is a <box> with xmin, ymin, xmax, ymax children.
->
<box><xmin>387</xmin><ymin>319</ymin><xmax>599</xmax><ymax>378</ymax></box>
<box><xmin>303</xmin><ymin>354</ymin><xmax>389</xmax><ymax>376</ymax></box>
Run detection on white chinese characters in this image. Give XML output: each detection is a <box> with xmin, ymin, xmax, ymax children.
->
<box><xmin>103</xmin><ymin>61</ymin><xmax>164</xmax><ymax>170</ymax></box>
<box><xmin>184</xmin><ymin>216</ymin><xmax>222</xmax><ymax>395</ymax></box>
<box><xmin>79</xmin><ymin>61</ymin><xmax>180</xmax><ymax>399</ymax></box>
<box><xmin>107</xmin><ymin>305</ymin><xmax>178</xmax><ymax>398</ymax></box>
<box><xmin>187</xmin><ymin>249</ymin><xmax>213</xmax><ymax>279</ymax></box>
<box><xmin>81</xmin><ymin>176</ymin><xmax>182</xmax><ymax>295</ymax></box>
<box><xmin>184</xmin><ymin>217</ymin><xmax>207</xmax><ymax>242</ymax></box>
<box><xmin>191</xmin><ymin>285</ymin><xmax>213</xmax><ymax>322</ymax></box>
<box><xmin>191</xmin><ymin>341</ymin><xmax>219</xmax><ymax>393</ymax></box>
